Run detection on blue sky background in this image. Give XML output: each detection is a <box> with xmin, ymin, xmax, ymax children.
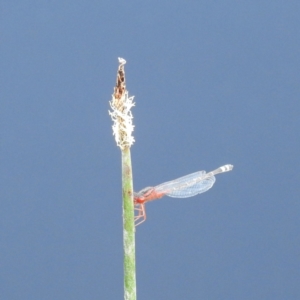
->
<box><xmin>1</xmin><ymin>1</ymin><xmax>299</xmax><ymax>299</ymax></box>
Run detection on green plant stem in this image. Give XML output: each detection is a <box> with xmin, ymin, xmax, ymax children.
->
<box><xmin>122</xmin><ymin>147</ymin><xmax>136</xmax><ymax>300</ymax></box>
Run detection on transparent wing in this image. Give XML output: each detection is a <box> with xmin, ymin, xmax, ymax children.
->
<box><xmin>154</xmin><ymin>171</ymin><xmax>216</xmax><ymax>198</ymax></box>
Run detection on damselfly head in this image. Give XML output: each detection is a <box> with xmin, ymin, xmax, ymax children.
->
<box><xmin>134</xmin><ymin>187</ymin><xmax>154</xmax><ymax>202</ymax></box>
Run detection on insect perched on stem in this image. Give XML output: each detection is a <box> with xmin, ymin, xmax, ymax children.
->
<box><xmin>134</xmin><ymin>164</ymin><xmax>233</xmax><ymax>226</ymax></box>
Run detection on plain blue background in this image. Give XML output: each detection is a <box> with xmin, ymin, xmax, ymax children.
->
<box><xmin>1</xmin><ymin>1</ymin><xmax>299</xmax><ymax>299</ymax></box>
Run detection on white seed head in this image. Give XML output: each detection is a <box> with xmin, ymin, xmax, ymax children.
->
<box><xmin>109</xmin><ymin>91</ymin><xmax>135</xmax><ymax>150</ymax></box>
<box><xmin>109</xmin><ymin>58</ymin><xmax>135</xmax><ymax>150</ymax></box>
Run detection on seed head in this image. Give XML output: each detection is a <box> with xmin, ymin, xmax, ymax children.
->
<box><xmin>109</xmin><ymin>58</ymin><xmax>135</xmax><ymax>150</ymax></box>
